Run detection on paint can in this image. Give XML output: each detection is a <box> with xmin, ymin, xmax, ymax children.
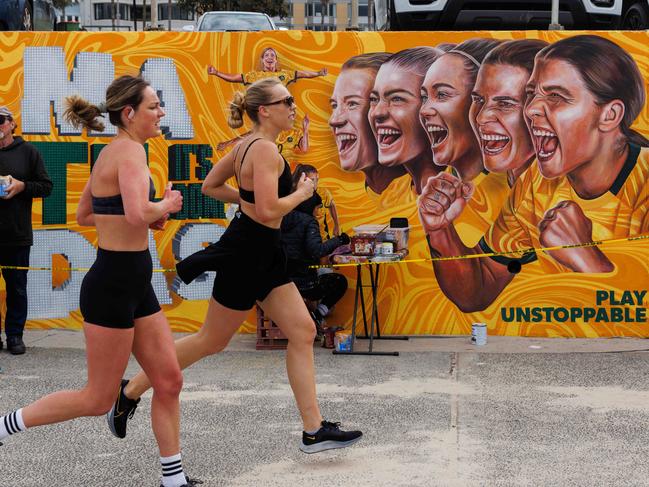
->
<box><xmin>471</xmin><ymin>322</ymin><xmax>487</xmax><ymax>346</ymax></box>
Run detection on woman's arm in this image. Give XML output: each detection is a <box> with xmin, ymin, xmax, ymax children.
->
<box><xmin>201</xmin><ymin>149</ymin><xmax>240</xmax><ymax>204</ymax></box>
<box><xmin>207</xmin><ymin>65</ymin><xmax>244</xmax><ymax>83</ymax></box>
<box><xmin>119</xmin><ymin>145</ymin><xmax>183</xmax><ymax>225</ymax></box>
<box><xmin>250</xmin><ymin>140</ymin><xmax>314</xmax><ymax>222</ymax></box>
<box><xmin>297</xmin><ymin>115</ymin><xmax>309</xmax><ymax>153</ymax></box>
<box><xmin>304</xmin><ymin>218</ymin><xmax>344</xmax><ymax>260</ymax></box>
<box><xmin>76</xmin><ymin>178</ymin><xmax>95</xmax><ymax>227</ymax></box>
<box><xmin>296</xmin><ymin>68</ymin><xmax>327</xmax><ymax>79</ymax></box>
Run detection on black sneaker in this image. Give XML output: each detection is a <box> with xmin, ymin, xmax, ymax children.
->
<box><xmin>299</xmin><ymin>420</ymin><xmax>363</xmax><ymax>453</ymax></box>
<box><xmin>160</xmin><ymin>476</ymin><xmax>203</xmax><ymax>487</ymax></box>
<box><xmin>106</xmin><ymin>379</ymin><xmax>140</xmax><ymax>439</ymax></box>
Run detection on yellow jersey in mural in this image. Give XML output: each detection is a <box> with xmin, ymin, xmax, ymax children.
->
<box><xmin>482</xmin><ymin>146</ymin><xmax>649</xmax><ymax>272</ymax></box>
<box><xmin>453</xmin><ymin>170</ymin><xmax>511</xmax><ymax>247</ymax></box>
<box><xmin>242</xmin><ymin>69</ymin><xmax>296</xmax><ymax>86</ymax></box>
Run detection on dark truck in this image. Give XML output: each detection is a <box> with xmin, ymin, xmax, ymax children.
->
<box><xmin>0</xmin><ymin>0</ymin><xmax>56</xmax><ymax>31</ymax></box>
<box><xmin>376</xmin><ymin>0</ymin><xmax>623</xmax><ymax>30</ymax></box>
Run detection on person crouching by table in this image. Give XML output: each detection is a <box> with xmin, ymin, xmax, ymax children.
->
<box><xmin>281</xmin><ymin>191</ymin><xmax>349</xmax><ymax>334</ymax></box>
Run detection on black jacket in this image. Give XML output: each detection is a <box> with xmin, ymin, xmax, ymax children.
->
<box><xmin>281</xmin><ymin>209</ymin><xmax>345</xmax><ymax>283</ymax></box>
<box><xmin>0</xmin><ymin>137</ymin><xmax>53</xmax><ymax>246</ymax></box>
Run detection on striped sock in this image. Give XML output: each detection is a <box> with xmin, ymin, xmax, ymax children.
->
<box><xmin>0</xmin><ymin>409</ymin><xmax>26</xmax><ymax>441</ymax></box>
<box><xmin>160</xmin><ymin>453</ymin><xmax>186</xmax><ymax>487</ymax></box>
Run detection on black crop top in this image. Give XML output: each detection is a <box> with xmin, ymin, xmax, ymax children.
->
<box><xmin>92</xmin><ymin>178</ymin><xmax>156</xmax><ymax>215</ymax></box>
<box><xmin>237</xmin><ymin>138</ymin><xmax>293</xmax><ymax>204</ymax></box>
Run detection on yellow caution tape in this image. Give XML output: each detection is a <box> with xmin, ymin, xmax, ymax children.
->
<box><xmin>1</xmin><ymin>233</ymin><xmax>648</xmax><ymax>272</ymax></box>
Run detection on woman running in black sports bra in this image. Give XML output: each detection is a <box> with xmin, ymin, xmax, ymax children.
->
<box><xmin>0</xmin><ymin>75</ymin><xmax>202</xmax><ymax>487</ymax></box>
<box><xmin>109</xmin><ymin>77</ymin><xmax>363</xmax><ymax>454</ymax></box>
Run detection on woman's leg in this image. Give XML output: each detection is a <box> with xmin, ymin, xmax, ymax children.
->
<box><xmin>261</xmin><ymin>282</ymin><xmax>363</xmax><ymax>453</ymax></box>
<box><xmin>259</xmin><ymin>283</ymin><xmax>322</xmax><ymax>432</ymax></box>
<box><xmin>19</xmin><ymin>323</ymin><xmax>133</xmax><ymax>427</ymax></box>
<box><xmin>124</xmin><ymin>298</ymin><xmax>249</xmax><ymax>400</ymax></box>
<box><xmin>130</xmin><ymin>310</ymin><xmax>183</xmax><ymax>457</ymax></box>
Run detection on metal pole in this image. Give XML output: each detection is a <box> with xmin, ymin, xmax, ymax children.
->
<box><xmin>150</xmin><ymin>0</ymin><xmax>157</xmax><ymax>28</ymax></box>
<box><xmin>167</xmin><ymin>0</ymin><xmax>171</xmax><ymax>30</ymax></box>
<box><xmin>549</xmin><ymin>0</ymin><xmax>564</xmax><ymax>30</ymax></box>
<box><xmin>133</xmin><ymin>0</ymin><xmax>137</xmax><ymax>30</ymax></box>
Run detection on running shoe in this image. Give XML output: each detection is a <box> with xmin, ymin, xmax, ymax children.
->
<box><xmin>160</xmin><ymin>476</ymin><xmax>203</xmax><ymax>487</ymax></box>
<box><xmin>299</xmin><ymin>420</ymin><xmax>363</xmax><ymax>453</ymax></box>
<box><xmin>107</xmin><ymin>379</ymin><xmax>140</xmax><ymax>439</ymax></box>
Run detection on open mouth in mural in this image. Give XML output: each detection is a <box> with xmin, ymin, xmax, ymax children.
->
<box><xmin>377</xmin><ymin>127</ymin><xmax>402</xmax><ymax>148</ymax></box>
<box><xmin>480</xmin><ymin>131</ymin><xmax>510</xmax><ymax>156</ymax></box>
<box><xmin>532</xmin><ymin>126</ymin><xmax>559</xmax><ymax>163</ymax></box>
<box><xmin>426</xmin><ymin>124</ymin><xmax>448</xmax><ymax>147</ymax></box>
<box><xmin>336</xmin><ymin>133</ymin><xmax>357</xmax><ymax>154</ymax></box>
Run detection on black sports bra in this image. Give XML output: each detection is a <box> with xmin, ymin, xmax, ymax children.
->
<box><xmin>237</xmin><ymin>138</ymin><xmax>293</xmax><ymax>204</ymax></box>
<box><xmin>92</xmin><ymin>178</ymin><xmax>156</xmax><ymax>215</ymax></box>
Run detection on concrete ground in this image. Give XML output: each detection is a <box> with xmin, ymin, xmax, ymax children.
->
<box><xmin>2</xmin><ymin>330</ymin><xmax>649</xmax><ymax>486</ymax></box>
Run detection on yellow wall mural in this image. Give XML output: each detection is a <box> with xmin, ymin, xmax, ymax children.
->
<box><xmin>0</xmin><ymin>30</ymin><xmax>648</xmax><ymax>337</ymax></box>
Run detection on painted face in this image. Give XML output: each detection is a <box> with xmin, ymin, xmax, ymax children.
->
<box><xmin>261</xmin><ymin>49</ymin><xmax>278</xmax><ymax>72</ymax></box>
<box><xmin>419</xmin><ymin>54</ymin><xmax>478</xmax><ymax>168</ymax></box>
<box><xmin>469</xmin><ymin>63</ymin><xmax>535</xmax><ymax>174</ymax></box>
<box><xmin>329</xmin><ymin>69</ymin><xmax>378</xmax><ymax>171</ymax></box>
<box><xmin>368</xmin><ymin>63</ymin><xmax>430</xmax><ymax>167</ymax></box>
<box><xmin>132</xmin><ymin>86</ymin><xmax>165</xmax><ymax>139</ymax></box>
<box><xmin>306</xmin><ymin>171</ymin><xmax>319</xmax><ymax>189</ymax></box>
<box><xmin>263</xmin><ymin>83</ymin><xmax>296</xmax><ymax>131</ymax></box>
<box><xmin>525</xmin><ymin>58</ymin><xmax>603</xmax><ymax>179</ymax></box>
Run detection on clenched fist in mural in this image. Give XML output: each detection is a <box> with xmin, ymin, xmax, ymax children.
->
<box><xmin>418</xmin><ymin>172</ymin><xmax>474</xmax><ymax>233</ymax></box>
<box><xmin>538</xmin><ymin>200</ymin><xmax>614</xmax><ymax>273</ymax></box>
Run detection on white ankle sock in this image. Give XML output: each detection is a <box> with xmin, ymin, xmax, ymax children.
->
<box><xmin>0</xmin><ymin>409</ymin><xmax>26</xmax><ymax>441</ymax></box>
<box><xmin>160</xmin><ymin>453</ymin><xmax>186</xmax><ymax>487</ymax></box>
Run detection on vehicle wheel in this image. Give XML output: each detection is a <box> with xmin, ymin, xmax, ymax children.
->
<box><xmin>622</xmin><ymin>2</ymin><xmax>649</xmax><ymax>30</ymax></box>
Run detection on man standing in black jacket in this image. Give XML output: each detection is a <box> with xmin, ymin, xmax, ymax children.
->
<box><xmin>0</xmin><ymin>106</ymin><xmax>52</xmax><ymax>354</ymax></box>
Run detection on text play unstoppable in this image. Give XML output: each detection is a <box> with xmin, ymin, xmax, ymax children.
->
<box><xmin>501</xmin><ymin>291</ymin><xmax>647</xmax><ymax>323</ymax></box>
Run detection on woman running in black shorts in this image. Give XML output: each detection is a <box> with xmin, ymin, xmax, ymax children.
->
<box><xmin>108</xmin><ymin>77</ymin><xmax>363</xmax><ymax>454</ymax></box>
<box><xmin>0</xmin><ymin>75</ymin><xmax>200</xmax><ymax>487</ymax></box>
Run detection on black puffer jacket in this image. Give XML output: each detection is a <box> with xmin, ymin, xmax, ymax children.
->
<box><xmin>281</xmin><ymin>208</ymin><xmax>345</xmax><ymax>285</ymax></box>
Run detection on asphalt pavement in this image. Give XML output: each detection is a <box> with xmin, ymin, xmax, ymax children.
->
<box><xmin>2</xmin><ymin>331</ymin><xmax>649</xmax><ymax>487</ymax></box>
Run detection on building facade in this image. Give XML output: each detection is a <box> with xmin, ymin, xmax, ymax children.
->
<box><xmin>77</xmin><ymin>0</ymin><xmax>195</xmax><ymax>31</ymax></box>
<box><xmin>75</xmin><ymin>0</ymin><xmax>368</xmax><ymax>31</ymax></box>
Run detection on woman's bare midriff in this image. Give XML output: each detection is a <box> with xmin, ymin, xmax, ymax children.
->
<box><xmin>95</xmin><ymin>215</ymin><xmax>150</xmax><ymax>251</ymax></box>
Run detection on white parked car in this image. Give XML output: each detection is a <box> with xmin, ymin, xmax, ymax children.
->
<box><xmin>184</xmin><ymin>11</ymin><xmax>278</xmax><ymax>31</ymax></box>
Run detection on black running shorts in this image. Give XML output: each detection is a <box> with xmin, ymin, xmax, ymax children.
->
<box><xmin>177</xmin><ymin>211</ymin><xmax>291</xmax><ymax>311</ymax></box>
<box><xmin>80</xmin><ymin>248</ymin><xmax>161</xmax><ymax>328</ymax></box>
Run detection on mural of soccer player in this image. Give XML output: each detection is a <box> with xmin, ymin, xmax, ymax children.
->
<box><xmin>419</xmin><ymin>38</ymin><xmax>509</xmax><ymax>247</ymax></box>
<box><xmin>420</xmin><ymin>38</ymin><xmax>502</xmax><ymax>182</ymax></box>
<box><xmin>209</xmin><ymin>47</ymin><xmax>326</xmax><ymax>155</ymax></box>
<box><xmin>418</xmin><ymin>34</ymin><xmax>649</xmax><ymax>312</ymax></box>
<box><xmin>368</xmin><ymin>47</ymin><xmax>443</xmax><ymax>194</ymax></box>
<box><xmin>207</xmin><ymin>47</ymin><xmax>327</xmax><ymax>86</ymax></box>
<box><xmin>469</xmin><ymin>39</ymin><xmax>549</xmax><ymax>186</ymax></box>
<box><xmin>329</xmin><ymin>52</ymin><xmax>407</xmax><ymax>194</ymax></box>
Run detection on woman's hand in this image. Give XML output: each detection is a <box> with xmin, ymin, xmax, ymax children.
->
<box><xmin>162</xmin><ymin>182</ymin><xmax>183</xmax><ymax>214</ymax></box>
<box><xmin>418</xmin><ymin>173</ymin><xmax>473</xmax><ymax>233</ymax></box>
<box><xmin>538</xmin><ymin>200</ymin><xmax>614</xmax><ymax>272</ymax></box>
<box><xmin>295</xmin><ymin>173</ymin><xmax>315</xmax><ymax>201</ymax></box>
